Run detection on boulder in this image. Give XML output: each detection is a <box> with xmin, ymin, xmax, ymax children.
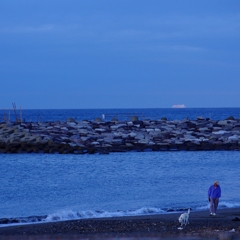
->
<box><xmin>94</xmin><ymin>118</ymin><xmax>103</xmax><ymax>122</ymax></box>
<box><xmin>131</xmin><ymin>116</ymin><xmax>139</xmax><ymax>122</ymax></box>
<box><xmin>225</xmin><ymin>116</ymin><xmax>235</xmax><ymax>120</ymax></box>
<box><xmin>66</xmin><ymin>118</ymin><xmax>76</xmax><ymax>122</ymax></box>
<box><xmin>111</xmin><ymin>118</ymin><xmax>118</xmax><ymax>122</ymax></box>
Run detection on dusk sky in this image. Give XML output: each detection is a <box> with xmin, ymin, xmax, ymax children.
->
<box><xmin>0</xmin><ymin>1</ymin><xmax>239</xmax><ymax>109</ymax></box>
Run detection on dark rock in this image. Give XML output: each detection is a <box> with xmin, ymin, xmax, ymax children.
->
<box><xmin>186</xmin><ymin>122</ymin><xmax>196</xmax><ymax>128</ymax></box>
<box><xmin>131</xmin><ymin>116</ymin><xmax>139</xmax><ymax>122</ymax></box>
<box><xmin>132</xmin><ymin>120</ymin><xmax>144</xmax><ymax>127</ymax></box>
<box><xmin>66</xmin><ymin>118</ymin><xmax>76</xmax><ymax>122</ymax></box>
<box><xmin>111</xmin><ymin>118</ymin><xmax>118</xmax><ymax>122</ymax></box>
<box><xmin>94</xmin><ymin>118</ymin><xmax>103</xmax><ymax>122</ymax></box>
<box><xmin>0</xmin><ymin>218</ymin><xmax>10</xmax><ymax>224</ymax></box>
<box><xmin>88</xmin><ymin>148</ymin><xmax>96</xmax><ymax>154</ymax></box>
<box><xmin>225</xmin><ymin>116</ymin><xmax>235</xmax><ymax>120</ymax></box>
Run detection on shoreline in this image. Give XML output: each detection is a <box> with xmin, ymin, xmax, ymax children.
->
<box><xmin>1</xmin><ymin>208</ymin><xmax>240</xmax><ymax>239</ymax></box>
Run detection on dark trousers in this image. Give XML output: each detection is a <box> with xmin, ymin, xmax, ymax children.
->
<box><xmin>210</xmin><ymin>198</ymin><xmax>219</xmax><ymax>213</ymax></box>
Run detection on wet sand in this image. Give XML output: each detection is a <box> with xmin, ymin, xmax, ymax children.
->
<box><xmin>0</xmin><ymin>208</ymin><xmax>240</xmax><ymax>239</ymax></box>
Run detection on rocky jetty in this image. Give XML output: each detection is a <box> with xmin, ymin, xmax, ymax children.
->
<box><xmin>0</xmin><ymin>116</ymin><xmax>240</xmax><ymax>154</ymax></box>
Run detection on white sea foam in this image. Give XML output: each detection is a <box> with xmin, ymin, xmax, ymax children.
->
<box><xmin>196</xmin><ymin>201</ymin><xmax>240</xmax><ymax>211</ymax></box>
<box><xmin>219</xmin><ymin>201</ymin><xmax>240</xmax><ymax>208</ymax></box>
<box><xmin>45</xmin><ymin>207</ymin><xmax>166</xmax><ymax>222</ymax></box>
<box><xmin>196</xmin><ymin>205</ymin><xmax>209</xmax><ymax>210</ymax></box>
<box><xmin>45</xmin><ymin>202</ymin><xmax>240</xmax><ymax>223</ymax></box>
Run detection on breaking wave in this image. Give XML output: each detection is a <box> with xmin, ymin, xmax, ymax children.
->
<box><xmin>0</xmin><ymin>206</ymin><xmax>179</xmax><ymax>227</ymax></box>
<box><xmin>1</xmin><ymin>202</ymin><xmax>239</xmax><ymax>227</ymax></box>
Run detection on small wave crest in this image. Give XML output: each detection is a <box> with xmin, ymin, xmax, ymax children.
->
<box><xmin>0</xmin><ymin>207</ymin><xmax>165</xmax><ymax>227</ymax></box>
<box><xmin>45</xmin><ymin>207</ymin><xmax>166</xmax><ymax>222</ymax></box>
<box><xmin>219</xmin><ymin>201</ymin><xmax>240</xmax><ymax>208</ymax></box>
<box><xmin>0</xmin><ymin>215</ymin><xmax>47</xmax><ymax>225</ymax></box>
<box><xmin>196</xmin><ymin>201</ymin><xmax>240</xmax><ymax>211</ymax></box>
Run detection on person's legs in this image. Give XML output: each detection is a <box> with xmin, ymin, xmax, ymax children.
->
<box><xmin>210</xmin><ymin>198</ymin><xmax>214</xmax><ymax>214</ymax></box>
<box><xmin>213</xmin><ymin>198</ymin><xmax>219</xmax><ymax>214</ymax></box>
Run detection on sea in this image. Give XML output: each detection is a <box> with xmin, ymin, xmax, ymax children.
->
<box><xmin>0</xmin><ymin>108</ymin><xmax>240</xmax><ymax>227</ymax></box>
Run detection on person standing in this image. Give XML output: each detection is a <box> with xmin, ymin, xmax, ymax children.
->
<box><xmin>208</xmin><ymin>181</ymin><xmax>221</xmax><ymax>216</ymax></box>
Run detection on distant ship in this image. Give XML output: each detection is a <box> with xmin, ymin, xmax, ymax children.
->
<box><xmin>172</xmin><ymin>104</ymin><xmax>186</xmax><ymax>108</ymax></box>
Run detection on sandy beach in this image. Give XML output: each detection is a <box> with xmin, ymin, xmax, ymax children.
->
<box><xmin>0</xmin><ymin>208</ymin><xmax>240</xmax><ymax>239</ymax></box>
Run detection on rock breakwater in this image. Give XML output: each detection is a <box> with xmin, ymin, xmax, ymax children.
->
<box><xmin>0</xmin><ymin>117</ymin><xmax>240</xmax><ymax>154</ymax></box>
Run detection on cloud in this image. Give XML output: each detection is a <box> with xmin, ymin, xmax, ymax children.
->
<box><xmin>0</xmin><ymin>24</ymin><xmax>56</xmax><ymax>34</ymax></box>
<box><xmin>171</xmin><ymin>91</ymin><xmax>240</xmax><ymax>95</ymax></box>
<box><xmin>1</xmin><ymin>11</ymin><xmax>240</xmax><ymax>42</ymax></box>
<box><xmin>149</xmin><ymin>14</ymin><xmax>240</xmax><ymax>39</ymax></box>
<box><xmin>154</xmin><ymin>44</ymin><xmax>206</xmax><ymax>53</ymax></box>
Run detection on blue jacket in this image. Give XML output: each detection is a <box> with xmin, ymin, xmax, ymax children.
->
<box><xmin>208</xmin><ymin>185</ymin><xmax>221</xmax><ymax>198</ymax></box>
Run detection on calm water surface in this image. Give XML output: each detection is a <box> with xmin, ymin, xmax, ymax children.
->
<box><xmin>0</xmin><ymin>151</ymin><xmax>240</xmax><ymax>224</ymax></box>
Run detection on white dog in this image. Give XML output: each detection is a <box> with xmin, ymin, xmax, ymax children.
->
<box><xmin>178</xmin><ymin>209</ymin><xmax>190</xmax><ymax>227</ymax></box>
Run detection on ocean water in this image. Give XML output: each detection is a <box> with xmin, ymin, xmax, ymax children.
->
<box><xmin>0</xmin><ymin>108</ymin><xmax>240</xmax><ymax>226</ymax></box>
<box><xmin>1</xmin><ymin>107</ymin><xmax>240</xmax><ymax>122</ymax></box>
